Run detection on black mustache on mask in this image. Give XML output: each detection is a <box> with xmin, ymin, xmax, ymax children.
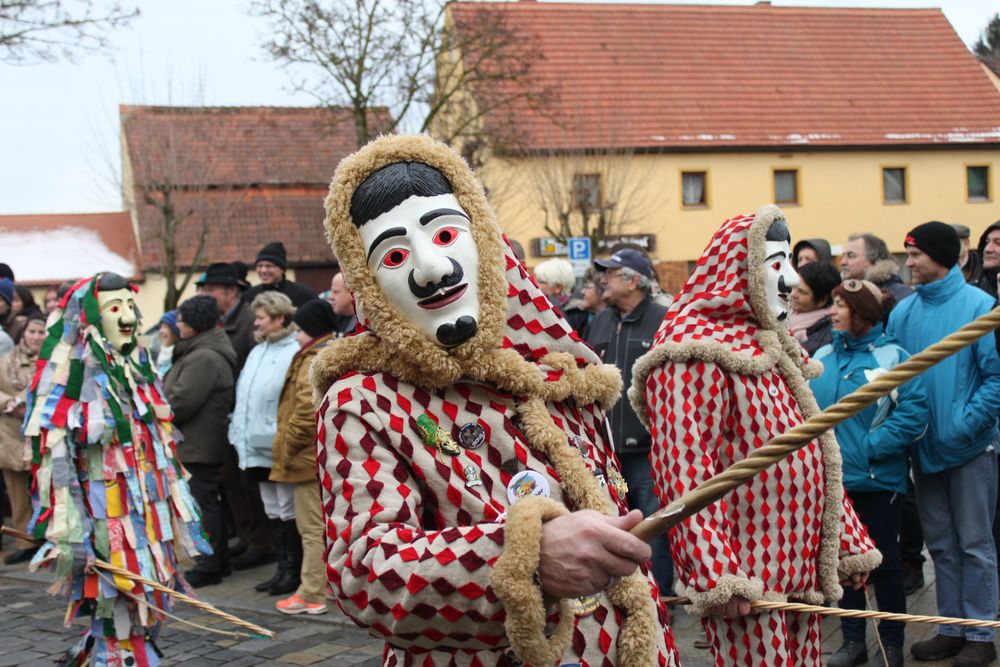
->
<box><xmin>408</xmin><ymin>258</ymin><xmax>464</xmax><ymax>299</ymax></box>
<box><xmin>777</xmin><ymin>274</ymin><xmax>792</xmax><ymax>297</ymax></box>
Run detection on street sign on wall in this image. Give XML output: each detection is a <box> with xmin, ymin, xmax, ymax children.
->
<box><xmin>567</xmin><ymin>236</ymin><xmax>591</xmax><ymax>277</ymax></box>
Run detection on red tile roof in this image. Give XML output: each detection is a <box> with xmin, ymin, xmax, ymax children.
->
<box><xmin>121</xmin><ymin>106</ymin><xmax>388</xmax><ymax>269</ymax></box>
<box><xmin>450</xmin><ymin>2</ymin><xmax>1000</xmax><ymax>150</ymax></box>
<box><xmin>0</xmin><ymin>212</ymin><xmax>139</xmax><ymax>285</ymax></box>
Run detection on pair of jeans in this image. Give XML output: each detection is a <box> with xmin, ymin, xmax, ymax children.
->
<box><xmin>186</xmin><ymin>462</ymin><xmax>227</xmax><ymax>572</ymax></box>
<box><xmin>914</xmin><ymin>449</ymin><xmax>999</xmax><ymax>641</ymax></box>
<box><xmin>618</xmin><ymin>450</ymin><xmax>674</xmax><ymax>595</ymax></box>
<box><xmin>840</xmin><ymin>490</ymin><xmax>906</xmax><ymax>647</ymax></box>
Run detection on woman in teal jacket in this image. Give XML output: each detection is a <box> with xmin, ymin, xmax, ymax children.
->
<box><xmin>810</xmin><ymin>279</ymin><xmax>928</xmax><ymax>667</ymax></box>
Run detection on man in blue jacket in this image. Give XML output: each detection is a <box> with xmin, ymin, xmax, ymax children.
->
<box><xmin>888</xmin><ymin>221</ymin><xmax>1000</xmax><ymax>667</ymax></box>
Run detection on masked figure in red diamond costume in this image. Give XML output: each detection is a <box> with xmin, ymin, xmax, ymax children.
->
<box><xmin>23</xmin><ymin>273</ymin><xmax>210</xmax><ymax>667</ymax></box>
<box><xmin>630</xmin><ymin>206</ymin><xmax>882</xmax><ymax>666</ymax></box>
<box><xmin>312</xmin><ymin>135</ymin><xmax>679</xmax><ymax>666</ymax></box>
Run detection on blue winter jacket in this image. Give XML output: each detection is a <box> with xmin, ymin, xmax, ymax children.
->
<box><xmin>228</xmin><ymin>330</ymin><xmax>299</xmax><ymax>470</ymax></box>
<box><xmin>811</xmin><ymin>325</ymin><xmax>928</xmax><ymax>493</ymax></box>
<box><xmin>887</xmin><ymin>265</ymin><xmax>1000</xmax><ymax>473</ymax></box>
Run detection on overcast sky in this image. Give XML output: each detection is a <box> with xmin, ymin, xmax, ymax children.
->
<box><xmin>0</xmin><ymin>0</ymin><xmax>996</xmax><ymax>215</ymax></box>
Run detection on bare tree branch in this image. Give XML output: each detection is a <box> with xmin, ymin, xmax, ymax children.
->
<box><xmin>0</xmin><ymin>0</ymin><xmax>137</xmax><ymax>64</ymax></box>
<box><xmin>249</xmin><ymin>0</ymin><xmax>552</xmax><ymax>153</ymax></box>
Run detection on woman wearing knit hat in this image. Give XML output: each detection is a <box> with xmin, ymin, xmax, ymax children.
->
<box><xmin>156</xmin><ymin>310</ymin><xmax>180</xmax><ymax>377</ymax></box>
<box><xmin>811</xmin><ymin>280</ymin><xmax>928</xmax><ymax>667</ymax></box>
<box><xmin>229</xmin><ymin>291</ymin><xmax>301</xmax><ymax>595</ymax></box>
<box><xmin>271</xmin><ymin>299</ymin><xmax>339</xmax><ymax>615</ymax></box>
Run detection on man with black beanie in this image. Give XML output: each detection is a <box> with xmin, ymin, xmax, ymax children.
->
<box><xmin>243</xmin><ymin>241</ymin><xmax>316</xmax><ymax>307</ymax></box>
<box><xmin>164</xmin><ymin>295</ymin><xmax>238</xmax><ymax>587</ymax></box>
<box><xmin>888</xmin><ymin>221</ymin><xmax>1000</xmax><ymax>667</ymax></box>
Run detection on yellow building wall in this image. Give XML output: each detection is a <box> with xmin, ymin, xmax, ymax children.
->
<box><xmin>481</xmin><ymin>148</ymin><xmax>1000</xmax><ymax>262</ymax></box>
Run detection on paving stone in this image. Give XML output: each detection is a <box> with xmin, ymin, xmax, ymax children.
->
<box><xmin>275</xmin><ymin>652</ymin><xmax>326</xmax><ymax>665</ymax></box>
<box><xmin>0</xmin><ymin>652</ymin><xmax>45</xmax><ymax>667</ymax></box>
<box><xmin>303</xmin><ymin>642</ymin><xmax>353</xmax><ymax>658</ymax></box>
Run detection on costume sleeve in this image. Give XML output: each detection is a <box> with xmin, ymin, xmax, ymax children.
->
<box><xmin>867</xmin><ymin>373</ymin><xmax>929</xmax><ymax>461</ymax></box>
<box><xmin>644</xmin><ymin>360</ymin><xmax>764</xmax><ymax>614</ymax></box>
<box><xmin>836</xmin><ymin>490</ymin><xmax>881</xmax><ymax>575</ymax></box>
<box><xmin>318</xmin><ymin>385</ymin><xmax>547</xmax><ymax>653</ymax></box>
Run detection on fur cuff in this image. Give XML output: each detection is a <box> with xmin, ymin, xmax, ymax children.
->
<box><xmin>679</xmin><ymin>575</ymin><xmax>765</xmax><ymax>617</ymax></box>
<box><xmin>838</xmin><ymin>548</ymin><xmax>883</xmax><ymax>580</ymax></box>
<box><xmin>492</xmin><ymin>496</ymin><xmax>574</xmax><ymax>666</ymax></box>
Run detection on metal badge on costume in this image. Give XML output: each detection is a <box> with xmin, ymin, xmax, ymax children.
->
<box><xmin>506</xmin><ymin>469</ymin><xmax>551</xmax><ymax>503</ymax></box>
<box><xmin>459</xmin><ymin>422</ymin><xmax>486</xmax><ymax>449</ymax></box>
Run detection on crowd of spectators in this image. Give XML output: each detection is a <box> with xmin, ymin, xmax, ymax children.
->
<box><xmin>5</xmin><ymin>216</ymin><xmax>1000</xmax><ymax>657</ymax></box>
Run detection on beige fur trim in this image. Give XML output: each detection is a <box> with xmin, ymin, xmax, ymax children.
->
<box><xmin>746</xmin><ymin>204</ymin><xmax>790</xmax><ymax>335</ymax></box>
<box><xmin>838</xmin><ymin>549</ymin><xmax>884</xmax><ymax>580</ymax></box>
<box><xmin>629</xmin><ymin>337</ymin><xmax>781</xmax><ymax>427</ymax></box>
<box><xmin>772</xmin><ymin>350</ymin><xmax>846</xmax><ymax>603</ymax></box>
<box><xmin>515</xmin><ymin>397</ymin><xmax>656</xmax><ymax>667</ymax></box>
<box><xmin>322</xmin><ymin>134</ymin><xmax>508</xmax><ymax>389</ymax></box>
<box><xmin>865</xmin><ymin>258</ymin><xmax>902</xmax><ymax>285</ymax></box>
<box><xmin>678</xmin><ymin>575</ymin><xmax>766</xmax><ymax>617</ymax></box>
<box><xmin>492</xmin><ymin>496</ymin><xmax>574</xmax><ymax>666</ymax></box>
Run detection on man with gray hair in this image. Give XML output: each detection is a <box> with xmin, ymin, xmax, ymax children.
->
<box><xmin>840</xmin><ymin>233</ymin><xmax>913</xmax><ymax>302</ymax></box>
<box><xmin>586</xmin><ymin>248</ymin><xmax>673</xmax><ymax>595</ymax></box>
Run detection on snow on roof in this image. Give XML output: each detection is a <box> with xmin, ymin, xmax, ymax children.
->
<box><xmin>0</xmin><ymin>212</ymin><xmax>138</xmax><ymax>285</ymax></box>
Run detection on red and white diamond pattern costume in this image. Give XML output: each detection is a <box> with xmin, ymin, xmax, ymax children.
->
<box><xmin>314</xmin><ymin>135</ymin><xmax>679</xmax><ymax>667</ymax></box>
<box><xmin>630</xmin><ymin>205</ymin><xmax>880</xmax><ymax>666</ymax></box>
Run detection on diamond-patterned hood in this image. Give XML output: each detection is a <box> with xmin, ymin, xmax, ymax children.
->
<box><xmin>313</xmin><ymin>134</ymin><xmax>621</xmax><ymax>409</ymax></box>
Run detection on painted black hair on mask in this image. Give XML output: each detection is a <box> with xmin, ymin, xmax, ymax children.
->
<box><xmin>350</xmin><ymin>162</ymin><xmax>454</xmax><ymax>227</ymax></box>
<box><xmin>97</xmin><ymin>272</ymin><xmax>131</xmax><ymax>292</ymax></box>
<box><xmin>765</xmin><ymin>218</ymin><xmax>791</xmax><ymax>243</ymax></box>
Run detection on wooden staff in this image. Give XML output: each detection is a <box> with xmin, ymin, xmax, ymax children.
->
<box><xmin>660</xmin><ymin>595</ymin><xmax>1000</xmax><ymax>630</ymax></box>
<box><xmin>631</xmin><ymin>307</ymin><xmax>1000</xmax><ymax>542</ymax></box>
<box><xmin>0</xmin><ymin>525</ymin><xmax>275</xmax><ymax>639</ymax></box>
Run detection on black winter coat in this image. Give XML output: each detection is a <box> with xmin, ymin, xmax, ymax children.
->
<box><xmin>586</xmin><ymin>295</ymin><xmax>668</xmax><ymax>453</ymax></box>
<box><xmin>165</xmin><ymin>327</ymin><xmax>237</xmax><ymax>466</ymax></box>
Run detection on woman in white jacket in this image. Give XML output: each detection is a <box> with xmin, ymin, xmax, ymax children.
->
<box><xmin>229</xmin><ymin>291</ymin><xmax>300</xmax><ymax>594</ymax></box>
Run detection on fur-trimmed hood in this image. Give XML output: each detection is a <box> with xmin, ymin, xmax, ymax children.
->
<box><xmin>313</xmin><ymin>134</ymin><xmax>621</xmax><ymax>408</ymax></box>
<box><xmin>864</xmin><ymin>258</ymin><xmax>903</xmax><ymax>285</ymax></box>
<box><xmin>630</xmin><ymin>205</ymin><xmax>820</xmax><ymax>424</ymax></box>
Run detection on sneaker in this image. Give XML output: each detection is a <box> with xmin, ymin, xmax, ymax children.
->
<box><xmin>954</xmin><ymin>640</ymin><xmax>998</xmax><ymax>667</ymax></box>
<box><xmin>828</xmin><ymin>640</ymin><xmax>867</xmax><ymax>667</ymax></box>
<box><xmin>902</xmin><ymin>564</ymin><xmax>924</xmax><ymax>595</ymax></box>
<box><xmin>911</xmin><ymin>634</ymin><xmax>966</xmax><ymax>661</ymax></box>
<box><xmin>868</xmin><ymin>644</ymin><xmax>903</xmax><ymax>667</ymax></box>
<box><xmin>276</xmin><ymin>594</ymin><xmax>327</xmax><ymax>615</ymax></box>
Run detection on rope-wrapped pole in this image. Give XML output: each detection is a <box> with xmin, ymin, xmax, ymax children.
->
<box><xmin>660</xmin><ymin>596</ymin><xmax>1000</xmax><ymax>629</ymax></box>
<box><xmin>0</xmin><ymin>525</ymin><xmax>275</xmax><ymax>639</ymax></box>
<box><xmin>631</xmin><ymin>306</ymin><xmax>1000</xmax><ymax>543</ymax></box>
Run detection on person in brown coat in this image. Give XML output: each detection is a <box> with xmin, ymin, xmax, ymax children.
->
<box><xmin>271</xmin><ymin>299</ymin><xmax>339</xmax><ymax>614</ymax></box>
<box><xmin>0</xmin><ymin>312</ymin><xmax>46</xmax><ymax>564</ymax></box>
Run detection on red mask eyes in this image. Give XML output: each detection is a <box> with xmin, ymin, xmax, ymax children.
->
<box><xmin>111</xmin><ymin>306</ymin><xmax>120</xmax><ymax>313</ymax></box>
<box><xmin>433</xmin><ymin>227</ymin><xmax>459</xmax><ymax>246</ymax></box>
<box><xmin>381</xmin><ymin>248</ymin><xmax>409</xmax><ymax>269</ymax></box>
<box><xmin>771</xmin><ymin>262</ymin><xmax>781</xmax><ymax>271</ymax></box>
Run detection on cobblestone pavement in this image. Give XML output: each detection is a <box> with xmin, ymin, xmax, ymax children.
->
<box><xmin>0</xmin><ymin>551</ymin><xmax>984</xmax><ymax>666</ymax></box>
